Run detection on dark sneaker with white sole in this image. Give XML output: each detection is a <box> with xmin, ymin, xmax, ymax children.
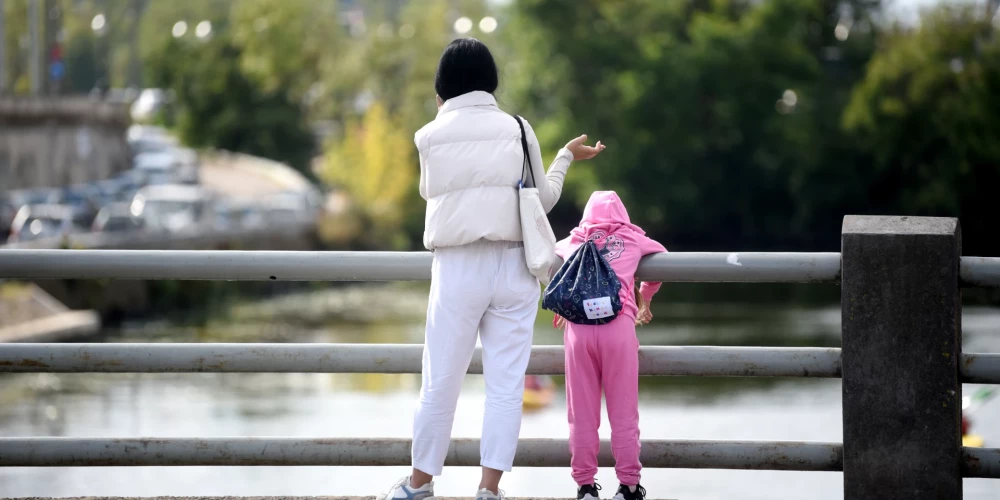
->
<box><xmin>577</xmin><ymin>483</ymin><xmax>601</xmax><ymax>500</ymax></box>
<box><xmin>612</xmin><ymin>484</ymin><xmax>646</xmax><ymax>500</ymax></box>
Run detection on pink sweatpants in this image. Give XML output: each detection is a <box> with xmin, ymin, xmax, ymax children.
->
<box><xmin>564</xmin><ymin>314</ymin><xmax>641</xmax><ymax>486</ymax></box>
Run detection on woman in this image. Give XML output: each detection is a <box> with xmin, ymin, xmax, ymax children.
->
<box><xmin>380</xmin><ymin>38</ymin><xmax>605</xmax><ymax>500</ymax></box>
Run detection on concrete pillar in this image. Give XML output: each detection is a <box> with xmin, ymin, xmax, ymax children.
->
<box><xmin>841</xmin><ymin>216</ymin><xmax>962</xmax><ymax>499</ymax></box>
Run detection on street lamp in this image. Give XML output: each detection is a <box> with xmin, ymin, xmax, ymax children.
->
<box><xmin>479</xmin><ymin>16</ymin><xmax>497</xmax><ymax>34</ymax></box>
<box><xmin>195</xmin><ymin>20</ymin><xmax>212</xmax><ymax>39</ymax></box>
<box><xmin>172</xmin><ymin>21</ymin><xmax>187</xmax><ymax>38</ymax></box>
<box><xmin>90</xmin><ymin>14</ymin><xmax>106</xmax><ymax>33</ymax></box>
<box><xmin>453</xmin><ymin>17</ymin><xmax>472</xmax><ymax>35</ymax></box>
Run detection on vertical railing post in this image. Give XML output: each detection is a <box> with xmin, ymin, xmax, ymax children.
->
<box><xmin>841</xmin><ymin>216</ymin><xmax>962</xmax><ymax>499</ymax></box>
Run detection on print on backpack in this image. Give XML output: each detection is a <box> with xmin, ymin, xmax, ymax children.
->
<box><xmin>584</xmin><ymin>230</ymin><xmax>626</xmax><ymax>262</ymax></box>
<box><xmin>542</xmin><ymin>239</ymin><xmax>623</xmax><ymax>325</ymax></box>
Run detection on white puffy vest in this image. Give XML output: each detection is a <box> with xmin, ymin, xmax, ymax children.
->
<box><xmin>416</xmin><ymin>92</ymin><xmax>527</xmax><ymax>250</ymax></box>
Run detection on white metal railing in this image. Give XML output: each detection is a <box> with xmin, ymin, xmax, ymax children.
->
<box><xmin>1</xmin><ymin>249</ymin><xmax>841</xmax><ymax>282</ymax></box>
<box><xmin>2</xmin><ymin>249</ymin><xmax>999</xmax><ymax>286</ymax></box>
<box><xmin>0</xmin><ymin>343</ymin><xmax>997</xmax><ymax>383</ymax></box>
<box><xmin>0</xmin><ymin>437</ymin><xmax>843</xmax><ymax>471</ymax></box>
<box><xmin>1</xmin><ymin>247</ymin><xmax>998</xmax><ymax>481</ymax></box>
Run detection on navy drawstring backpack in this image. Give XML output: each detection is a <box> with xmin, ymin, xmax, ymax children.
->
<box><xmin>542</xmin><ymin>239</ymin><xmax>623</xmax><ymax>325</ymax></box>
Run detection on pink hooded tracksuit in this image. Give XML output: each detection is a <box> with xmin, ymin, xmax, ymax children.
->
<box><xmin>554</xmin><ymin>191</ymin><xmax>667</xmax><ymax>487</ymax></box>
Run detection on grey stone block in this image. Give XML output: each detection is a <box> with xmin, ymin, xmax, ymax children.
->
<box><xmin>841</xmin><ymin>215</ymin><xmax>962</xmax><ymax>499</ymax></box>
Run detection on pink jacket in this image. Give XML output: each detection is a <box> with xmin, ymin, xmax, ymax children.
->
<box><xmin>554</xmin><ymin>191</ymin><xmax>667</xmax><ymax>321</ymax></box>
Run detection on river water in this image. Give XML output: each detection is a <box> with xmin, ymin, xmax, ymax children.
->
<box><xmin>1</xmin><ymin>284</ymin><xmax>998</xmax><ymax>499</ymax></box>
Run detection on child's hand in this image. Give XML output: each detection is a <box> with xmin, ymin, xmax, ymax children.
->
<box><xmin>566</xmin><ymin>135</ymin><xmax>606</xmax><ymax>160</ymax></box>
<box><xmin>636</xmin><ymin>308</ymin><xmax>653</xmax><ymax>326</ymax></box>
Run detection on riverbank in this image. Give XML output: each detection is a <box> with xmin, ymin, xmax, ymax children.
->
<box><xmin>0</xmin><ymin>282</ymin><xmax>99</xmax><ymax>343</ymax></box>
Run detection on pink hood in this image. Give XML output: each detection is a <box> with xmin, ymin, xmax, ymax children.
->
<box><xmin>556</xmin><ymin>191</ymin><xmax>645</xmax><ymax>256</ymax></box>
<box><xmin>552</xmin><ymin>190</ymin><xmax>667</xmax><ymax>323</ymax></box>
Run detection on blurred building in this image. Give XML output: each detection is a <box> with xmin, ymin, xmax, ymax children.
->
<box><xmin>0</xmin><ymin>96</ymin><xmax>131</xmax><ymax>190</ymax></box>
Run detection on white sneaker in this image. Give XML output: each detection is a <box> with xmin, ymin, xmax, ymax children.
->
<box><xmin>379</xmin><ymin>476</ymin><xmax>434</xmax><ymax>500</ymax></box>
<box><xmin>476</xmin><ymin>488</ymin><xmax>506</xmax><ymax>500</ymax></box>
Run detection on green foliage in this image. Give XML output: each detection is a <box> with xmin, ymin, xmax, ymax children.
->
<box><xmin>229</xmin><ymin>0</ymin><xmax>342</xmax><ymax>101</ymax></box>
<box><xmin>842</xmin><ymin>5</ymin><xmax>1000</xmax><ymax>253</ymax></box>
<box><xmin>318</xmin><ymin>101</ymin><xmax>415</xmax><ymax>249</ymax></box>
<box><xmin>7</xmin><ymin>0</ymin><xmax>999</xmax><ymax>254</ymax></box>
<box><xmin>143</xmin><ymin>25</ymin><xmax>315</xmax><ymax>177</ymax></box>
<box><xmin>506</xmin><ymin>0</ymin><xmax>847</xmax><ymax>250</ymax></box>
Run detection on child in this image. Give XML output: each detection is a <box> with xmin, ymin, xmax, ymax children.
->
<box><xmin>552</xmin><ymin>191</ymin><xmax>666</xmax><ymax>500</ymax></box>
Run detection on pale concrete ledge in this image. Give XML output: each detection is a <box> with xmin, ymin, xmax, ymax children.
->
<box><xmin>0</xmin><ymin>283</ymin><xmax>100</xmax><ymax>343</ymax></box>
<box><xmin>0</xmin><ymin>309</ymin><xmax>100</xmax><ymax>343</ymax></box>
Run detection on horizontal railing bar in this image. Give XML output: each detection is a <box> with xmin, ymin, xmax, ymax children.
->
<box><xmin>0</xmin><ymin>437</ymin><xmax>843</xmax><ymax>471</ymax></box>
<box><xmin>2</xmin><ymin>249</ymin><xmax>996</xmax><ymax>286</ymax></box>
<box><xmin>0</xmin><ymin>250</ymin><xmax>842</xmax><ymax>283</ymax></box>
<box><xmin>0</xmin><ymin>344</ymin><xmax>843</xmax><ymax>378</ymax></box>
<box><xmin>2</xmin><ymin>344</ymin><xmax>995</xmax><ymax>383</ymax></box>
<box><xmin>961</xmin><ymin>256</ymin><xmax>1000</xmax><ymax>288</ymax></box>
<box><xmin>965</xmin><ymin>446</ymin><xmax>1000</xmax><ymax>478</ymax></box>
<box><xmin>3</xmin><ymin>437</ymin><xmax>992</xmax><ymax>477</ymax></box>
<box><xmin>963</xmin><ymin>353</ymin><xmax>1000</xmax><ymax>384</ymax></box>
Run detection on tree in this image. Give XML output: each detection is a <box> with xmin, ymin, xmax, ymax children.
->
<box><xmin>843</xmin><ymin>4</ymin><xmax>1000</xmax><ymax>255</ymax></box>
<box><xmin>2</xmin><ymin>0</ymin><xmax>30</xmax><ymax>93</ymax></box>
<box><xmin>317</xmin><ymin>101</ymin><xmax>416</xmax><ymax>249</ymax></box>
<box><xmin>144</xmin><ymin>34</ymin><xmax>315</xmax><ymax>176</ymax></box>
<box><xmin>229</xmin><ymin>0</ymin><xmax>343</xmax><ymax>104</ymax></box>
<box><xmin>507</xmin><ymin>0</ymin><xmax>836</xmax><ymax>250</ymax></box>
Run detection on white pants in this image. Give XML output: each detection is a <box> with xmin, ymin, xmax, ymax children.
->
<box><xmin>412</xmin><ymin>240</ymin><xmax>540</xmax><ymax>475</ymax></box>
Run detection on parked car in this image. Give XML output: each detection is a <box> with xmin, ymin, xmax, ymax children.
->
<box><xmin>91</xmin><ymin>202</ymin><xmax>146</xmax><ymax>233</ymax></box>
<box><xmin>127</xmin><ymin>125</ymin><xmax>177</xmax><ymax>155</ymax></box>
<box><xmin>2</xmin><ymin>189</ymin><xmax>60</xmax><ymax>240</ymax></box>
<box><xmin>134</xmin><ymin>151</ymin><xmax>198</xmax><ymax>185</ymax></box>
<box><xmin>114</xmin><ymin>169</ymin><xmax>151</xmax><ymax>190</ymax></box>
<box><xmin>212</xmin><ymin>201</ymin><xmax>265</xmax><ymax>232</ymax></box>
<box><xmin>261</xmin><ymin>189</ymin><xmax>323</xmax><ymax>223</ymax></box>
<box><xmin>131</xmin><ymin>185</ymin><xmax>212</xmax><ymax>233</ymax></box>
<box><xmin>7</xmin><ymin>188</ymin><xmax>58</xmax><ymax>207</ymax></box>
<box><xmin>259</xmin><ymin>196</ymin><xmax>312</xmax><ymax>227</ymax></box>
<box><xmin>173</xmin><ymin>147</ymin><xmax>201</xmax><ymax>184</ymax></box>
<box><xmin>48</xmin><ymin>185</ymin><xmax>102</xmax><ymax>227</ymax></box>
<box><xmin>0</xmin><ymin>200</ymin><xmax>14</xmax><ymax>241</ymax></box>
<box><xmin>8</xmin><ymin>204</ymin><xmax>80</xmax><ymax>243</ymax></box>
<box><xmin>93</xmin><ymin>178</ymin><xmax>137</xmax><ymax>204</ymax></box>
<box><xmin>266</xmin><ymin>189</ymin><xmax>322</xmax><ymax>211</ymax></box>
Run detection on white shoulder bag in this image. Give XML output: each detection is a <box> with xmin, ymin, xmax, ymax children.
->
<box><xmin>513</xmin><ymin>115</ymin><xmax>560</xmax><ymax>285</ymax></box>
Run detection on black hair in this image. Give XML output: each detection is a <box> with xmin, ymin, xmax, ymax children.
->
<box><xmin>434</xmin><ymin>38</ymin><xmax>499</xmax><ymax>101</ymax></box>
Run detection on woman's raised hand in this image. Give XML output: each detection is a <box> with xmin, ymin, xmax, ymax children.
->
<box><xmin>565</xmin><ymin>135</ymin><xmax>606</xmax><ymax>161</ymax></box>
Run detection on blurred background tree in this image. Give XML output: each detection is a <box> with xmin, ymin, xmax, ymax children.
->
<box><xmin>141</xmin><ymin>0</ymin><xmax>316</xmax><ymax>177</ymax></box>
<box><xmin>8</xmin><ymin>0</ymin><xmax>998</xmax><ymax>254</ymax></box>
<box><xmin>317</xmin><ymin>101</ymin><xmax>415</xmax><ymax>250</ymax></box>
<box><xmin>843</xmin><ymin>3</ymin><xmax>1000</xmax><ymax>255</ymax></box>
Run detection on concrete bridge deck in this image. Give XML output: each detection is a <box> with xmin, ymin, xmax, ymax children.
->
<box><xmin>6</xmin><ymin>497</ymin><xmax>649</xmax><ymax>500</ymax></box>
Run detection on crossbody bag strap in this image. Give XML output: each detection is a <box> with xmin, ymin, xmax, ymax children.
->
<box><xmin>513</xmin><ymin>115</ymin><xmax>536</xmax><ymax>188</ymax></box>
